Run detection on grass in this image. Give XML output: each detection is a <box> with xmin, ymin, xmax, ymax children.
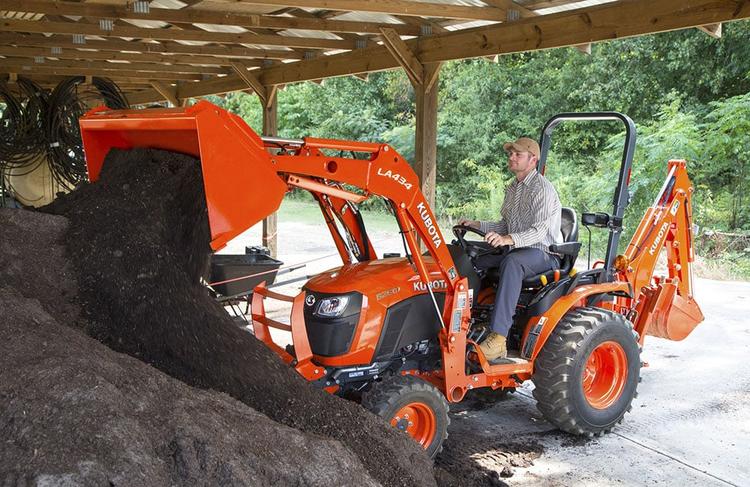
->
<box><xmin>277</xmin><ymin>198</ymin><xmax>397</xmax><ymax>232</ymax></box>
<box><xmin>277</xmin><ymin>199</ymin><xmax>750</xmax><ymax>281</ymax></box>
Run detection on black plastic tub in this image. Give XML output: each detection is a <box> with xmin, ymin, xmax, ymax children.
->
<box><xmin>209</xmin><ymin>249</ymin><xmax>283</xmax><ymax>297</ymax></box>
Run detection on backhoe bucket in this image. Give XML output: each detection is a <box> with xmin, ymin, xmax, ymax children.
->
<box><xmin>79</xmin><ymin>101</ymin><xmax>288</xmax><ymax>250</ymax></box>
<box><xmin>643</xmin><ymin>280</ymin><xmax>704</xmax><ymax>341</ymax></box>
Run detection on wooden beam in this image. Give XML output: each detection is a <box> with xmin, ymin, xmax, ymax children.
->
<box><xmin>0</xmin><ymin>33</ymin><xmax>301</xmax><ymax>60</ymax></box>
<box><xmin>0</xmin><ymin>19</ymin><xmax>356</xmax><ymax>50</ymax></box>
<box><xmin>204</xmin><ymin>0</ymin><xmax>506</xmax><ymax>21</ymax></box>
<box><xmin>413</xmin><ymin>0</ymin><xmax>750</xmax><ymax>63</ymax></box>
<box><xmin>265</xmin><ymin>85</ymin><xmax>278</xmax><ymax>110</ymax></box>
<box><xmin>0</xmin><ymin>45</ymin><xmax>259</xmax><ymax>69</ymax></box>
<box><xmin>575</xmin><ymin>43</ymin><xmax>592</xmax><ymax>55</ymax></box>
<box><xmin>230</xmin><ymin>62</ymin><xmax>269</xmax><ymax>104</ymax></box>
<box><xmin>128</xmin><ymin>0</ymin><xmax>750</xmax><ymax>104</ymax></box>
<box><xmin>423</xmin><ymin>62</ymin><xmax>442</xmax><ymax>94</ymax></box>
<box><xmin>150</xmin><ymin>81</ymin><xmax>180</xmax><ymax>107</ymax></box>
<box><xmin>0</xmin><ymin>64</ymin><xmax>202</xmax><ymax>81</ymax></box>
<box><xmin>393</xmin><ymin>14</ymin><xmax>448</xmax><ymax>34</ymax></box>
<box><xmin>480</xmin><ymin>0</ymin><xmax>536</xmax><ymax>18</ymax></box>
<box><xmin>262</xmin><ymin>88</ymin><xmax>278</xmax><ymax>258</ymax></box>
<box><xmin>3</xmin><ymin>73</ymin><xmax>152</xmax><ymax>86</ymax></box>
<box><xmin>0</xmin><ymin>56</ymin><xmax>227</xmax><ymax>75</ymax></box>
<box><xmin>1</xmin><ymin>0</ymin><xmax>422</xmax><ymax>37</ymax></box>
<box><xmin>379</xmin><ymin>27</ymin><xmax>423</xmax><ymax>86</ymax></box>
<box><xmin>414</xmin><ymin>63</ymin><xmax>441</xmax><ymax>209</ymax></box>
<box><xmin>697</xmin><ymin>23</ymin><xmax>722</xmax><ymax>38</ymax></box>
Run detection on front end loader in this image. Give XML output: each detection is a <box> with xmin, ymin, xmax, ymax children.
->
<box><xmin>79</xmin><ymin>103</ymin><xmax>703</xmax><ymax>457</ymax></box>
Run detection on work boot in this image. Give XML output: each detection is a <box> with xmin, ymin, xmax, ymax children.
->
<box><xmin>478</xmin><ymin>332</ymin><xmax>507</xmax><ymax>362</ymax></box>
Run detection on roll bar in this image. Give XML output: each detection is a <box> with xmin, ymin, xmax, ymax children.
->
<box><xmin>537</xmin><ymin>112</ymin><xmax>637</xmax><ymax>281</ymax></box>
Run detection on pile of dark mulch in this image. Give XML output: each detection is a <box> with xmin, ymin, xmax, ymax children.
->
<box><xmin>41</xmin><ymin>148</ymin><xmax>437</xmax><ymax>487</ymax></box>
<box><xmin>1</xmin><ymin>209</ymin><xmax>378</xmax><ymax>485</ymax></box>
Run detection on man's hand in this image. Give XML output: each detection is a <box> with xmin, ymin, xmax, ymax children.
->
<box><xmin>457</xmin><ymin>218</ymin><xmax>480</xmax><ymax>229</ymax></box>
<box><xmin>485</xmin><ymin>232</ymin><xmax>513</xmax><ymax>248</ymax></box>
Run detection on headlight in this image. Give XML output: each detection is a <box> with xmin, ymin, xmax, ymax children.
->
<box><xmin>314</xmin><ymin>296</ymin><xmax>350</xmax><ymax>317</ymax></box>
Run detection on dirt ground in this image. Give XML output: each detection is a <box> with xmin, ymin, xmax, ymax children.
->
<box><xmin>229</xmin><ymin>208</ymin><xmax>750</xmax><ymax>486</ymax></box>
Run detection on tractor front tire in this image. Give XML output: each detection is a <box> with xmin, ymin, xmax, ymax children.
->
<box><xmin>532</xmin><ymin>307</ymin><xmax>641</xmax><ymax>436</ymax></box>
<box><xmin>362</xmin><ymin>375</ymin><xmax>450</xmax><ymax>458</ymax></box>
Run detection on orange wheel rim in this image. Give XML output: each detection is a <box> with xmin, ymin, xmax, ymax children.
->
<box><xmin>390</xmin><ymin>402</ymin><xmax>436</xmax><ymax>448</ymax></box>
<box><xmin>582</xmin><ymin>340</ymin><xmax>628</xmax><ymax>409</ymax></box>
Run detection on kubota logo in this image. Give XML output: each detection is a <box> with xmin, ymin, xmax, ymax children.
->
<box><xmin>417</xmin><ymin>201</ymin><xmax>442</xmax><ymax>248</ymax></box>
<box><xmin>413</xmin><ymin>279</ymin><xmax>447</xmax><ymax>292</ymax></box>
<box><xmin>649</xmin><ymin>222</ymin><xmax>670</xmax><ymax>256</ymax></box>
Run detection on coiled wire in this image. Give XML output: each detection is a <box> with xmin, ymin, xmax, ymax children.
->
<box><xmin>0</xmin><ymin>77</ymin><xmax>50</xmax><ymax>204</ymax></box>
<box><xmin>45</xmin><ymin>76</ymin><xmax>129</xmax><ymax>188</ymax></box>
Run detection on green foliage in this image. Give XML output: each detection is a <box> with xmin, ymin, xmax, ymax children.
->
<box><xmin>202</xmin><ymin>21</ymin><xmax>750</xmax><ymax>278</ymax></box>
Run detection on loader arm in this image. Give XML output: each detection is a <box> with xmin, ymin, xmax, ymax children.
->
<box><xmin>79</xmin><ymin>100</ymin><xmax>467</xmax><ymax>336</ymax></box>
<box><xmin>621</xmin><ymin>159</ymin><xmax>704</xmax><ymax>342</ymax></box>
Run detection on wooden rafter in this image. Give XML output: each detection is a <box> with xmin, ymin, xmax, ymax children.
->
<box><xmin>0</xmin><ymin>19</ymin><xmax>355</xmax><ymax>50</ymax></box>
<box><xmin>230</xmin><ymin>62</ymin><xmax>278</xmax><ymax>109</ymax></box>
<box><xmin>0</xmin><ymin>55</ymin><xmax>227</xmax><ymax>75</ymax></box>
<box><xmin>0</xmin><ymin>33</ymin><xmax>302</xmax><ymax>60</ymax></box>
<box><xmin>0</xmin><ymin>45</ymin><xmax>262</xmax><ymax>68</ymax></box>
<box><xmin>126</xmin><ymin>0</ymin><xmax>750</xmax><ymax>104</ymax></box>
<box><xmin>697</xmin><ymin>23</ymin><xmax>723</xmax><ymax>38</ymax></box>
<box><xmin>1</xmin><ymin>0</ymin><xmax>423</xmax><ymax>36</ymax></box>
<box><xmin>0</xmin><ymin>63</ymin><xmax>203</xmax><ymax>81</ymax></box>
<box><xmin>480</xmin><ymin>0</ymin><xmax>536</xmax><ymax>18</ymax></box>
<box><xmin>206</xmin><ymin>0</ymin><xmax>507</xmax><ymax>21</ymax></box>
<box><xmin>379</xmin><ymin>27</ymin><xmax>423</xmax><ymax>86</ymax></box>
<box><xmin>150</xmin><ymin>81</ymin><xmax>180</xmax><ymax>107</ymax></box>
<box><xmin>231</xmin><ymin>63</ymin><xmax>266</xmax><ymax>99</ymax></box>
<box><xmin>575</xmin><ymin>43</ymin><xmax>592</xmax><ymax>55</ymax></box>
<box><xmin>0</xmin><ymin>48</ymin><xmax>233</xmax><ymax>72</ymax></box>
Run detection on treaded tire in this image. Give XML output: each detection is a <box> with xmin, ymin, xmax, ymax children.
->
<box><xmin>362</xmin><ymin>375</ymin><xmax>450</xmax><ymax>459</ymax></box>
<box><xmin>532</xmin><ymin>307</ymin><xmax>641</xmax><ymax>436</ymax></box>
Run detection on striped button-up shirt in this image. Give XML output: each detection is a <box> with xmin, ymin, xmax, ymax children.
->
<box><xmin>479</xmin><ymin>170</ymin><xmax>562</xmax><ymax>254</ymax></box>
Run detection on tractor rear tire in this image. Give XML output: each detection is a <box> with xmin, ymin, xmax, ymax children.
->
<box><xmin>532</xmin><ymin>307</ymin><xmax>641</xmax><ymax>437</ymax></box>
<box><xmin>362</xmin><ymin>375</ymin><xmax>450</xmax><ymax>458</ymax></box>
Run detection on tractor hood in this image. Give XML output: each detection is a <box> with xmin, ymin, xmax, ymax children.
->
<box><xmin>305</xmin><ymin>257</ymin><xmax>448</xmax><ymax>308</ymax></box>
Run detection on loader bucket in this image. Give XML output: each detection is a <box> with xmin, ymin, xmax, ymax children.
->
<box><xmin>79</xmin><ymin>101</ymin><xmax>288</xmax><ymax>250</ymax></box>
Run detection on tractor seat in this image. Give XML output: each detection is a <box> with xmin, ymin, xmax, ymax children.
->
<box><xmin>521</xmin><ymin>207</ymin><xmax>581</xmax><ymax>288</ymax></box>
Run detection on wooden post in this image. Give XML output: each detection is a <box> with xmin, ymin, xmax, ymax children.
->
<box><xmin>262</xmin><ymin>88</ymin><xmax>279</xmax><ymax>258</ymax></box>
<box><xmin>378</xmin><ymin>28</ymin><xmax>442</xmax><ymax>207</ymax></box>
<box><xmin>413</xmin><ymin>63</ymin><xmax>440</xmax><ymax>208</ymax></box>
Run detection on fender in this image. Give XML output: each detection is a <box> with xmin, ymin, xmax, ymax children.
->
<box><xmin>520</xmin><ymin>281</ymin><xmax>631</xmax><ymax>361</ymax></box>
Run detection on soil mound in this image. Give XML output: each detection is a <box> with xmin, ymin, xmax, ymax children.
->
<box><xmin>0</xmin><ymin>209</ymin><xmax>379</xmax><ymax>485</ymax></box>
<box><xmin>39</xmin><ymin>148</ymin><xmax>436</xmax><ymax>486</ymax></box>
<box><xmin>0</xmin><ymin>287</ymin><xmax>380</xmax><ymax>486</ymax></box>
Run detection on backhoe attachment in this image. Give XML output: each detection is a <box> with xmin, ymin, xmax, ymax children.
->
<box><xmin>622</xmin><ymin>160</ymin><xmax>704</xmax><ymax>341</ymax></box>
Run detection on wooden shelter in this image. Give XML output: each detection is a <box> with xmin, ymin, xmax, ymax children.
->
<box><xmin>2</xmin><ymin>0</ymin><xmax>748</xmax><ymax>254</ymax></box>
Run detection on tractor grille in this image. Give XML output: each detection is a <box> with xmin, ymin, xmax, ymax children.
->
<box><xmin>302</xmin><ymin>290</ymin><xmax>362</xmax><ymax>357</ymax></box>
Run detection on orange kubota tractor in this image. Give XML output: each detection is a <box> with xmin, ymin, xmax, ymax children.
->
<box><xmin>79</xmin><ymin>104</ymin><xmax>703</xmax><ymax>457</ymax></box>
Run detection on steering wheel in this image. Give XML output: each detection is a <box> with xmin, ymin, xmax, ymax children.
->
<box><xmin>452</xmin><ymin>224</ymin><xmax>509</xmax><ymax>260</ymax></box>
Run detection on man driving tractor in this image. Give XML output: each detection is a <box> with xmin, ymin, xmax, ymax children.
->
<box><xmin>459</xmin><ymin>137</ymin><xmax>562</xmax><ymax>361</ymax></box>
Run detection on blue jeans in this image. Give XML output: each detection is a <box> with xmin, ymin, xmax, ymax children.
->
<box><xmin>475</xmin><ymin>248</ymin><xmax>560</xmax><ymax>336</ymax></box>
